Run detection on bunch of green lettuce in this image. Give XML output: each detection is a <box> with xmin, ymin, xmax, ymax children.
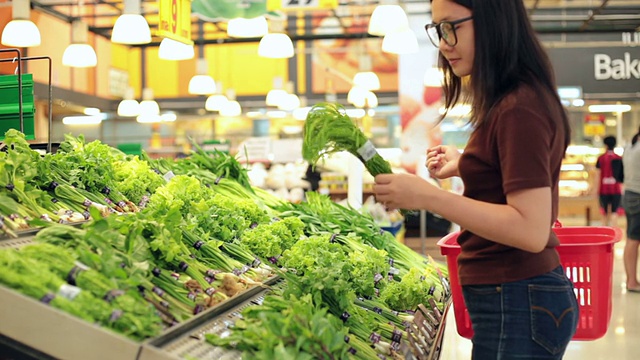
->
<box><xmin>112</xmin><ymin>156</ymin><xmax>165</xmax><ymax>205</ymax></box>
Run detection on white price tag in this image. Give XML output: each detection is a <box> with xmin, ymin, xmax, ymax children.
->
<box><xmin>357</xmin><ymin>140</ymin><xmax>377</xmax><ymax>162</ymax></box>
<box><xmin>163</xmin><ymin>171</ymin><xmax>176</xmax><ymax>181</ymax></box>
<box><xmin>58</xmin><ymin>284</ymin><xmax>82</xmax><ymax>301</ymax></box>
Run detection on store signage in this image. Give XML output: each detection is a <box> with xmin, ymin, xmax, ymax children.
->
<box><xmin>583</xmin><ymin>114</ymin><xmax>606</xmax><ymax>137</ymax></box>
<box><xmin>548</xmin><ymin>47</ymin><xmax>640</xmax><ymax>95</ymax></box>
<box><xmin>158</xmin><ymin>0</ymin><xmax>193</xmax><ymax>45</ymax></box>
<box><xmin>268</xmin><ymin>0</ymin><xmax>338</xmax><ymax>10</ymax></box>
<box><xmin>594</xmin><ymin>53</ymin><xmax>640</xmax><ymax>80</ymax></box>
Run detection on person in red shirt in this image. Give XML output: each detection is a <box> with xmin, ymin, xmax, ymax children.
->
<box><xmin>374</xmin><ymin>0</ymin><xmax>578</xmax><ymax>358</ymax></box>
<box><xmin>596</xmin><ymin>136</ymin><xmax>623</xmax><ymax>227</ymax></box>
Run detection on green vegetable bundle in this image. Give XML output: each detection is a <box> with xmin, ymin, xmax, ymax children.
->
<box><xmin>302</xmin><ymin>102</ymin><xmax>392</xmax><ymax>177</ymax></box>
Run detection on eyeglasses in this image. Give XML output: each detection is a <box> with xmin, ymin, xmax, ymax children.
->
<box><xmin>424</xmin><ymin>16</ymin><xmax>473</xmax><ymax>47</ymax></box>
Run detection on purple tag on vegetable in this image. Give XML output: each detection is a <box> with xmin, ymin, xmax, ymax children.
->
<box><xmin>160</xmin><ymin>301</ymin><xmax>170</xmax><ymax>308</ymax></box>
<box><xmin>373</xmin><ymin>307</ymin><xmax>383</xmax><ymax>315</ymax></box>
<box><xmin>51</xmin><ymin>198</ymin><xmax>59</xmax><ymax>203</ymax></box>
<box><xmin>205</xmin><ymin>276</ymin><xmax>214</xmax><ymax>284</ymax></box>
<box><xmin>389</xmin><ymin>258</ymin><xmax>394</xmax><ymax>266</ymax></box>
<box><xmin>40</xmin><ymin>293</ymin><xmax>55</xmax><ymax>304</ymax></box>
<box><xmin>66</xmin><ymin>266</ymin><xmax>84</xmax><ymax>285</ymax></box>
<box><xmin>374</xmin><ymin>273</ymin><xmax>383</xmax><ymax>284</ymax></box>
<box><xmin>194</xmin><ymin>305</ymin><xmax>205</xmax><ymax>315</ymax></box>
<box><xmin>83</xmin><ymin>199</ymin><xmax>92</xmax><ymax>207</ymax></box>
<box><xmin>109</xmin><ymin>310</ymin><xmax>123</xmax><ymax>322</ymax></box>
<box><xmin>241</xmin><ymin>265</ymin><xmax>250</xmax><ymax>274</ymax></box>
<box><xmin>104</xmin><ymin>198</ymin><xmax>113</xmax><ymax>205</ymax></box>
<box><xmin>392</xmin><ymin>329</ymin><xmax>402</xmax><ymax>342</ymax></box>
<box><xmin>101</xmin><ymin>186</ymin><xmax>111</xmax><ymax>195</ymax></box>
<box><xmin>9</xmin><ymin>214</ymin><xmax>18</xmax><ymax>221</ymax></box>
<box><xmin>348</xmin><ymin>348</ymin><xmax>357</xmax><ymax>355</ymax></box>
<box><xmin>375</xmin><ymin>288</ymin><xmax>380</xmax><ymax>297</ymax></box>
<box><xmin>205</xmin><ymin>288</ymin><xmax>217</xmax><ymax>296</ymax></box>
<box><xmin>250</xmin><ymin>222</ymin><xmax>258</xmax><ymax>229</ymax></box>
<box><xmin>48</xmin><ymin>181</ymin><xmax>59</xmax><ymax>190</ymax></box>
<box><xmin>214</xmin><ymin>175</ymin><xmax>223</xmax><ymax>185</ymax></box>
<box><xmin>429</xmin><ymin>286</ymin><xmax>436</xmax><ymax>295</ymax></box>
<box><xmin>40</xmin><ymin>214</ymin><xmax>51</xmax><ymax>221</ymax></box>
<box><xmin>369</xmin><ymin>332</ymin><xmax>381</xmax><ymax>344</ymax></box>
<box><xmin>103</xmin><ymin>289</ymin><xmax>125</xmax><ymax>303</ymax></box>
<box><xmin>329</xmin><ymin>234</ymin><xmax>337</xmax><ymax>243</ymax></box>
<box><xmin>268</xmin><ymin>257</ymin><xmax>278</xmax><ymax>265</ymax></box>
<box><xmin>252</xmin><ymin>259</ymin><xmax>261</xmax><ymax>268</ymax></box>
<box><xmin>188</xmin><ymin>292</ymin><xmax>196</xmax><ymax>301</ymax></box>
<box><xmin>340</xmin><ymin>311</ymin><xmax>351</xmax><ymax>322</ymax></box>
<box><xmin>206</xmin><ymin>269</ymin><xmax>218</xmax><ymax>278</ymax></box>
<box><xmin>117</xmin><ymin>201</ymin><xmax>126</xmax><ymax>209</ymax></box>
<box><xmin>390</xmin><ymin>341</ymin><xmax>401</xmax><ymax>351</ymax></box>
<box><xmin>232</xmin><ymin>268</ymin><xmax>241</xmax><ymax>276</ymax></box>
<box><xmin>152</xmin><ymin>286</ymin><xmax>165</xmax><ymax>297</ymax></box>
<box><xmin>193</xmin><ymin>241</ymin><xmax>204</xmax><ymax>250</ymax></box>
<box><xmin>152</xmin><ymin>268</ymin><xmax>161</xmax><ymax>277</ymax></box>
<box><xmin>344</xmin><ymin>335</ymin><xmax>350</xmax><ymax>343</ymax></box>
<box><xmin>82</xmin><ymin>211</ymin><xmax>90</xmax><ymax>220</ymax></box>
<box><xmin>179</xmin><ymin>262</ymin><xmax>189</xmax><ymax>272</ymax></box>
<box><xmin>420</xmin><ymin>276</ymin><xmax>426</xmax><ymax>281</ymax></box>
<box><xmin>170</xmin><ymin>272</ymin><xmax>180</xmax><ymax>280</ymax></box>
<box><xmin>65</xmin><ymin>210</ymin><xmax>74</xmax><ymax>216</ymax></box>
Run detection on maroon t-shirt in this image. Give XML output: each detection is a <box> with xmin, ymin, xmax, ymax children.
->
<box><xmin>596</xmin><ymin>151</ymin><xmax>623</xmax><ymax>195</ymax></box>
<box><xmin>456</xmin><ymin>84</ymin><xmax>564</xmax><ymax>285</ymax></box>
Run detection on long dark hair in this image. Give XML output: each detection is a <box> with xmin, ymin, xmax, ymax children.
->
<box><xmin>434</xmin><ymin>0</ymin><xmax>571</xmax><ymax>148</ymax></box>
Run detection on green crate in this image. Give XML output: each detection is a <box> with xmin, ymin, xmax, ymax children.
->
<box><xmin>0</xmin><ymin>74</ymin><xmax>36</xmax><ymax>140</ymax></box>
<box><xmin>117</xmin><ymin>143</ymin><xmax>143</xmax><ymax>155</ymax></box>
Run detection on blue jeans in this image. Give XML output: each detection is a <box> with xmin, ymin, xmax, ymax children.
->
<box><xmin>462</xmin><ymin>266</ymin><xmax>579</xmax><ymax>359</ymax></box>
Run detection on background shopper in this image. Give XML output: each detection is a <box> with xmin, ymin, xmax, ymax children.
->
<box><xmin>373</xmin><ymin>0</ymin><xmax>578</xmax><ymax>358</ymax></box>
<box><xmin>623</xmin><ymin>129</ymin><xmax>640</xmax><ymax>292</ymax></box>
<box><xmin>596</xmin><ymin>136</ymin><xmax>623</xmax><ymax>227</ymax></box>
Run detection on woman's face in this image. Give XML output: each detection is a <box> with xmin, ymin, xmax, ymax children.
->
<box><xmin>431</xmin><ymin>0</ymin><xmax>475</xmax><ymax>77</ymax></box>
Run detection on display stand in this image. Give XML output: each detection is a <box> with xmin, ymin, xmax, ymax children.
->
<box><xmin>0</xmin><ymin>49</ymin><xmax>53</xmax><ymax>153</ymax></box>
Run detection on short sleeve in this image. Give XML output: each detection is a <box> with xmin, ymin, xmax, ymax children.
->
<box><xmin>495</xmin><ymin>107</ymin><xmax>557</xmax><ymax>194</ymax></box>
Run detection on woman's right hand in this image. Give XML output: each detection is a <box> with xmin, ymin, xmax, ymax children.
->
<box><xmin>426</xmin><ymin>145</ymin><xmax>461</xmax><ymax>179</ymax></box>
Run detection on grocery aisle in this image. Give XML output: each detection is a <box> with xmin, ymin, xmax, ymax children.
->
<box><xmin>430</xmin><ymin>219</ymin><xmax>639</xmax><ymax>360</ymax></box>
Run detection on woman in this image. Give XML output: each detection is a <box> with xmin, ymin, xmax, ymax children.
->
<box><xmin>623</xmin><ymin>130</ymin><xmax>640</xmax><ymax>292</ymax></box>
<box><xmin>373</xmin><ymin>0</ymin><xmax>578</xmax><ymax>358</ymax></box>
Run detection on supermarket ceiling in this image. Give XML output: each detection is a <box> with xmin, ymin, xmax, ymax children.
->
<box><xmin>30</xmin><ymin>0</ymin><xmax>640</xmax><ymax>46</ymax></box>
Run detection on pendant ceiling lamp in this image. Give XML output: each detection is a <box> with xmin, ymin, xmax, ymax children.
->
<box><xmin>111</xmin><ymin>0</ymin><xmax>151</xmax><ymax>45</ymax></box>
<box><xmin>1</xmin><ymin>0</ymin><xmax>41</xmax><ymax>47</ymax></box>
<box><xmin>382</xmin><ymin>26</ymin><xmax>419</xmax><ymax>54</ymax></box>
<box><xmin>139</xmin><ymin>88</ymin><xmax>159</xmax><ymax>116</ymax></box>
<box><xmin>158</xmin><ymin>38</ymin><xmax>195</xmax><ymax>61</ymax></box>
<box><xmin>258</xmin><ymin>17</ymin><xmax>294</xmax><ymax>58</ymax></box>
<box><xmin>117</xmin><ymin>87</ymin><xmax>140</xmax><ymax>117</ymax></box>
<box><xmin>205</xmin><ymin>81</ymin><xmax>228</xmax><ymax>111</ymax></box>
<box><xmin>353</xmin><ymin>55</ymin><xmax>380</xmax><ymax>91</ymax></box>
<box><xmin>63</xmin><ymin>20</ymin><xmax>97</xmax><ymax>68</ymax></box>
<box><xmin>368</xmin><ymin>2</ymin><xmax>408</xmax><ymax>36</ymax></box>
<box><xmin>189</xmin><ymin>21</ymin><xmax>216</xmax><ymax>95</ymax></box>
<box><xmin>220</xmin><ymin>89</ymin><xmax>242</xmax><ymax>117</ymax></box>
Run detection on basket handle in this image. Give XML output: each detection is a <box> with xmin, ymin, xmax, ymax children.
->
<box><xmin>553</xmin><ymin>220</ymin><xmax>563</xmax><ymax>228</ymax></box>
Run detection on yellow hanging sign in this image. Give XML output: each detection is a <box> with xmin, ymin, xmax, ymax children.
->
<box><xmin>267</xmin><ymin>0</ymin><xmax>338</xmax><ymax>11</ymax></box>
<box><xmin>158</xmin><ymin>0</ymin><xmax>194</xmax><ymax>45</ymax></box>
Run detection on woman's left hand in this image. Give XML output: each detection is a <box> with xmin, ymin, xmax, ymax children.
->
<box><xmin>373</xmin><ymin>173</ymin><xmax>435</xmax><ymax>210</ymax></box>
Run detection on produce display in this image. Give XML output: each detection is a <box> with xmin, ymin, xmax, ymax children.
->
<box><xmin>0</xmin><ymin>129</ymin><xmax>450</xmax><ymax>359</ymax></box>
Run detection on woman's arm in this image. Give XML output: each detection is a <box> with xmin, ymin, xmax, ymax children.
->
<box><xmin>374</xmin><ymin>174</ymin><xmax>552</xmax><ymax>253</ymax></box>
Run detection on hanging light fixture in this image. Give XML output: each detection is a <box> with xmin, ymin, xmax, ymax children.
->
<box><xmin>189</xmin><ymin>21</ymin><xmax>216</xmax><ymax>95</ymax></box>
<box><xmin>278</xmin><ymin>81</ymin><xmax>300</xmax><ymax>111</ymax></box>
<box><xmin>111</xmin><ymin>0</ymin><xmax>151</xmax><ymax>45</ymax></box>
<box><xmin>353</xmin><ymin>55</ymin><xmax>380</xmax><ymax>91</ymax></box>
<box><xmin>227</xmin><ymin>16</ymin><xmax>268</xmax><ymax>38</ymax></box>
<box><xmin>266</xmin><ymin>77</ymin><xmax>288</xmax><ymax>107</ymax></box>
<box><xmin>138</xmin><ymin>88</ymin><xmax>160</xmax><ymax>116</ymax></box>
<box><xmin>63</xmin><ymin>20</ymin><xmax>97</xmax><ymax>68</ymax></box>
<box><xmin>205</xmin><ymin>81</ymin><xmax>228</xmax><ymax>111</ymax></box>
<box><xmin>368</xmin><ymin>2</ymin><xmax>408</xmax><ymax>36</ymax></box>
<box><xmin>220</xmin><ymin>89</ymin><xmax>242</xmax><ymax>117</ymax></box>
<box><xmin>1</xmin><ymin>0</ymin><xmax>41</xmax><ymax>47</ymax></box>
<box><xmin>347</xmin><ymin>86</ymin><xmax>368</xmax><ymax>107</ymax></box>
<box><xmin>189</xmin><ymin>58</ymin><xmax>216</xmax><ymax>95</ymax></box>
<box><xmin>158</xmin><ymin>38</ymin><xmax>194</xmax><ymax>61</ymax></box>
<box><xmin>258</xmin><ymin>17</ymin><xmax>294</xmax><ymax>58</ymax></box>
<box><xmin>117</xmin><ymin>87</ymin><xmax>140</xmax><ymax>117</ymax></box>
<box><xmin>382</xmin><ymin>26</ymin><xmax>419</xmax><ymax>54</ymax></box>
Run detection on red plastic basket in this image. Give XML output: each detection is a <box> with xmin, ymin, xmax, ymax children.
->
<box><xmin>437</xmin><ymin>226</ymin><xmax>623</xmax><ymax>341</ymax></box>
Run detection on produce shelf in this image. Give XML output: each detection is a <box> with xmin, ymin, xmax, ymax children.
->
<box><xmin>0</xmin><ymin>233</ymin><xmax>280</xmax><ymax>360</ymax></box>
